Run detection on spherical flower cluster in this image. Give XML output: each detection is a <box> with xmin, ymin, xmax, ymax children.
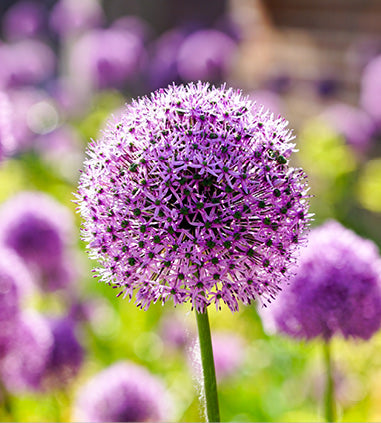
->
<box><xmin>360</xmin><ymin>54</ymin><xmax>381</xmax><ymax>127</ymax></box>
<box><xmin>1</xmin><ymin>311</ymin><xmax>53</xmax><ymax>392</ymax></box>
<box><xmin>44</xmin><ymin>317</ymin><xmax>84</xmax><ymax>387</ymax></box>
<box><xmin>73</xmin><ymin>362</ymin><xmax>169</xmax><ymax>422</ymax></box>
<box><xmin>68</xmin><ymin>28</ymin><xmax>145</xmax><ymax>90</ymax></box>
<box><xmin>2</xmin><ymin>1</ymin><xmax>46</xmax><ymax>41</ymax></box>
<box><xmin>0</xmin><ymin>247</ymin><xmax>34</xmax><ymax>357</ymax></box>
<box><xmin>259</xmin><ymin>220</ymin><xmax>381</xmax><ymax>341</ymax></box>
<box><xmin>321</xmin><ymin>103</ymin><xmax>375</xmax><ymax>153</ymax></box>
<box><xmin>177</xmin><ymin>29</ymin><xmax>237</xmax><ymax>82</ymax></box>
<box><xmin>77</xmin><ymin>82</ymin><xmax>310</xmax><ymax>312</ymax></box>
<box><xmin>0</xmin><ymin>191</ymin><xmax>75</xmax><ymax>290</ymax></box>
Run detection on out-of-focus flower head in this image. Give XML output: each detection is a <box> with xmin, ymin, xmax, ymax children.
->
<box><xmin>49</xmin><ymin>0</ymin><xmax>104</xmax><ymax>37</ymax></box>
<box><xmin>1</xmin><ymin>310</ymin><xmax>53</xmax><ymax>392</ymax></box>
<box><xmin>35</xmin><ymin>125</ymin><xmax>84</xmax><ymax>180</ymax></box>
<box><xmin>320</xmin><ymin>103</ymin><xmax>375</xmax><ymax>154</ymax></box>
<box><xmin>0</xmin><ymin>40</ymin><xmax>55</xmax><ymax>89</ymax></box>
<box><xmin>248</xmin><ymin>90</ymin><xmax>284</xmax><ymax>118</ymax></box>
<box><xmin>0</xmin><ymin>191</ymin><xmax>75</xmax><ymax>290</ymax></box>
<box><xmin>112</xmin><ymin>15</ymin><xmax>153</xmax><ymax>43</ymax></box>
<box><xmin>77</xmin><ymin>82</ymin><xmax>311</xmax><ymax>313</ymax></box>
<box><xmin>73</xmin><ymin>361</ymin><xmax>170</xmax><ymax>422</ymax></box>
<box><xmin>212</xmin><ymin>331</ymin><xmax>246</xmax><ymax>381</ymax></box>
<box><xmin>2</xmin><ymin>1</ymin><xmax>46</xmax><ymax>41</ymax></box>
<box><xmin>148</xmin><ymin>28</ymin><xmax>186</xmax><ymax>90</ymax></box>
<box><xmin>177</xmin><ymin>29</ymin><xmax>237</xmax><ymax>82</ymax></box>
<box><xmin>159</xmin><ymin>312</ymin><xmax>194</xmax><ymax>350</ymax></box>
<box><xmin>0</xmin><ymin>91</ymin><xmax>15</xmax><ymax>160</ymax></box>
<box><xmin>259</xmin><ymin>220</ymin><xmax>381</xmax><ymax>341</ymax></box>
<box><xmin>4</xmin><ymin>87</ymin><xmax>59</xmax><ymax>154</ymax></box>
<box><xmin>360</xmin><ymin>54</ymin><xmax>381</xmax><ymax>128</ymax></box>
<box><xmin>68</xmin><ymin>28</ymin><xmax>145</xmax><ymax>90</ymax></box>
<box><xmin>44</xmin><ymin>316</ymin><xmax>83</xmax><ymax>387</ymax></box>
<box><xmin>0</xmin><ymin>247</ymin><xmax>34</xmax><ymax>357</ymax></box>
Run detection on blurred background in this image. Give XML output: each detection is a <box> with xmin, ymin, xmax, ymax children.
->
<box><xmin>0</xmin><ymin>0</ymin><xmax>381</xmax><ymax>421</ymax></box>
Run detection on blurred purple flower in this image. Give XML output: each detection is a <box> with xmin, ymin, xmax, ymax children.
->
<box><xmin>2</xmin><ymin>1</ymin><xmax>46</xmax><ymax>41</ymax></box>
<box><xmin>148</xmin><ymin>29</ymin><xmax>186</xmax><ymax>90</ymax></box>
<box><xmin>212</xmin><ymin>332</ymin><xmax>245</xmax><ymax>381</ymax></box>
<box><xmin>177</xmin><ymin>29</ymin><xmax>237</xmax><ymax>82</ymax></box>
<box><xmin>159</xmin><ymin>312</ymin><xmax>194</xmax><ymax>350</ymax></box>
<box><xmin>112</xmin><ymin>15</ymin><xmax>153</xmax><ymax>43</ymax></box>
<box><xmin>0</xmin><ymin>40</ymin><xmax>55</xmax><ymax>89</ymax></box>
<box><xmin>0</xmin><ymin>191</ymin><xmax>75</xmax><ymax>290</ymax></box>
<box><xmin>320</xmin><ymin>103</ymin><xmax>375</xmax><ymax>153</ymax></box>
<box><xmin>49</xmin><ymin>0</ymin><xmax>104</xmax><ymax>37</ymax></box>
<box><xmin>77</xmin><ymin>82</ymin><xmax>310</xmax><ymax>313</ymax></box>
<box><xmin>248</xmin><ymin>90</ymin><xmax>284</xmax><ymax>118</ymax></box>
<box><xmin>68</xmin><ymin>28</ymin><xmax>145</xmax><ymax>90</ymax></box>
<box><xmin>360</xmin><ymin>54</ymin><xmax>381</xmax><ymax>127</ymax></box>
<box><xmin>73</xmin><ymin>362</ymin><xmax>169</xmax><ymax>422</ymax></box>
<box><xmin>259</xmin><ymin>220</ymin><xmax>381</xmax><ymax>341</ymax></box>
<box><xmin>0</xmin><ymin>91</ymin><xmax>15</xmax><ymax>159</ymax></box>
<box><xmin>1</xmin><ymin>310</ymin><xmax>53</xmax><ymax>392</ymax></box>
<box><xmin>0</xmin><ymin>247</ymin><xmax>34</xmax><ymax>357</ymax></box>
<box><xmin>44</xmin><ymin>316</ymin><xmax>83</xmax><ymax>387</ymax></box>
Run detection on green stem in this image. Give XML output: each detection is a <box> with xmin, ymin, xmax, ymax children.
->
<box><xmin>324</xmin><ymin>341</ymin><xmax>336</xmax><ymax>422</ymax></box>
<box><xmin>195</xmin><ymin>309</ymin><xmax>220</xmax><ymax>422</ymax></box>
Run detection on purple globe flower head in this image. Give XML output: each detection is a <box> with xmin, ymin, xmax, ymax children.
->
<box><xmin>73</xmin><ymin>361</ymin><xmax>170</xmax><ymax>422</ymax></box>
<box><xmin>49</xmin><ymin>0</ymin><xmax>104</xmax><ymax>37</ymax></box>
<box><xmin>177</xmin><ymin>30</ymin><xmax>237</xmax><ymax>82</ymax></box>
<box><xmin>0</xmin><ymin>247</ymin><xmax>34</xmax><ymax>357</ymax></box>
<box><xmin>0</xmin><ymin>191</ymin><xmax>75</xmax><ymax>290</ymax></box>
<box><xmin>248</xmin><ymin>90</ymin><xmax>284</xmax><ymax>118</ymax></box>
<box><xmin>0</xmin><ymin>90</ymin><xmax>16</xmax><ymax>160</ymax></box>
<box><xmin>2</xmin><ymin>1</ymin><xmax>47</xmax><ymax>41</ymax></box>
<box><xmin>212</xmin><ymin>331</ymin><xmax>246</xmax><ymax>381</ymax></box>
<box><xmin>189</xmin><ymin>331</ymin><xmax>245</xmax><ymax>383</ymax></box>
<box><xmin>112</xmin><ymin>15</ymin><xmax>153</xmax><ymax>43</ymax></box>
<box><xmin>68</xmin><ymin>28</ymin><xmax>145</xmax><ymax>90</ymax></box>
<box><xmin>1</xmin><ymin>310</ymin><xmax>53</xmax><ymax>392</ymax></box>
<box><xmin>320</xmin><ymin>103</ymin><xmax>376</xmax><ymax>154</ymax></box>
<box><xmin>0</xmin><ymin>40</ymin><xmax>55</xmax><ymax>89</ymax></box>
<box><xmin>159</xmin><ymin>311</ymin><xmax>194</xmax><ymax>350</ymax></box>
<box><xmin>148</xmin><ymin>28</ymin><xmax>186</xmax><ymax>90</ymax></box>
<box><xmin>360</xmin><ymin>54</ymin><xmax>381</xmax><ymax>128</ymax></box>
<box><xmin>35</xmin><ymin>125</ymin><xmax>84</xmax><ymax>180</ymax></box>
<box><xmin>259</xmin><ymin>220</ymin><xmax>381</xmax><ymax>341</ymax></box>
<box><xmin>4</xmin><ymin>87</ymin><xmax>51</xmax><ymax>154</ymax></box>
<box><xmin>77</xmin><ymin>82</ymin><xmax>311</xmax><ymax>313</ymax></box>
<box><xmin>44</xmin><ymin>316</ymin><xmax>83</xmax><ymax>388</ymax></box>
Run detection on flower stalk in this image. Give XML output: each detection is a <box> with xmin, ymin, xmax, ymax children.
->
<box><xmin>196</xmin><ymin>309</ymin><xmax>220</xmax><ymax>422</ymax></box>
<box><xmin>324</xmin><ymin>341</ymin><xmax>336</xmax><ymax>422</ymax></box>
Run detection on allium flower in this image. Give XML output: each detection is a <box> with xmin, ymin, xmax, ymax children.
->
<box><xmin>68</xmin><ymin>28</ymin><xmax>145</xmax><ymax>90</ymax></box>
<box><xmin>0</xmin><ymin>191</ymin><xmax>75</xmax><ymax>290</ymax></box>
<box><xmin>248</xmin><ymin>90</ymin><xmax>284</xmax><ymax>118</ymax></box>
<box><xmin>259</xmin><ymin>220</ymin><xmax>381</xmax><ymax>341</ymax></box>
<box><xmin>0</xmin><ymin>247</ymin><xmax>34</xmax><ymax>357</ymax></box>
<box><xmin>212</xmin><ymin>332</ymin><xmax>245</xmax><ymax>381</ymax></box>
<box><xmin>177</xmin><ymin>30</ymin><xmax>237</xmax><ymax>82</ymax></box>
<box><xmin>0</xmin><ymin>91</ymin><xmax>15</xmax><ymax>159</ymax></box>
<box><xmin>189</xmin><ymin>331</ymin><xmax>245</xmax><ymax>382</ymax></box>
<box><xmin>49</xmin><ymin>0</ymin><xmax>104</xmax><ymax>37</ymax></box>
<box><xmin>2</xmin><ymin>1</ymin><xmax>46</xmax><ymax>41</ymax></box>
<box><xmin>360</xmin><ymin>54</ymin><xmax>381</xmax><ymax>127</ymax></box>
<box><xmin>77</xmin><ymin>82</ymin><xmax>310</xmax><ymax>312</ymax></box>
<box><xmin>1</xmin><ymin>310</ymin><xmax>53</xmax><ymax>392</ymax></box>
<box><xmin>0</xmin><ymin>40</ymin><xmax>55</xmax><ymax>88</ymax></box>
<box><xmin>148</xmin><ymin>29</ymin><xmax>186</xmax><ymax>90</ymax></box>
<box><xmin>73</xmin><ymin>362</ymin><xmax>169</xmax><ymax>422</ymax></box>
<box><xmin>44</xmin><ymin>317</ymin><xmax>83</xmax><ymax>387</ymax></box>
<box><xmin>321</xmin><ymin>103</ymin><xmax>375</xmax><ymax>153</ymax></box>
